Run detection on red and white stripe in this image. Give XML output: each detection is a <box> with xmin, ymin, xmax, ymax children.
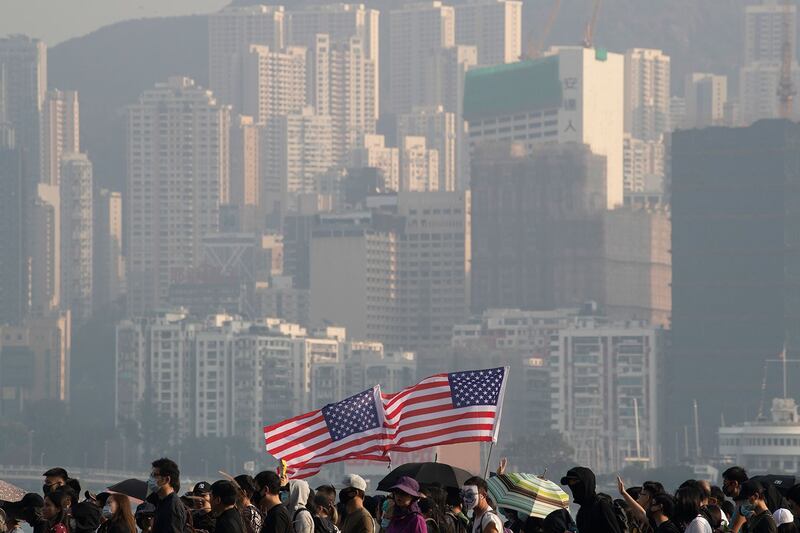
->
<box><xmin>264</xmin><ymin>386</ymin><xmax>392</xmax><ymax>477</ymax></box>
<box><xmin>264</xmin><ymin>369</ymin><xmax>508</xmax><ymax>478</ymax></box>
<box><xmin>380</xmin><ymin>373</ymin><xmax>502</xmax><ymax>451</ymax></box>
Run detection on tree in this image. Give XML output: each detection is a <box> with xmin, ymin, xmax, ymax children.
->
<box><xmin>500</xmin><ymin>430</ymin><xmax>575</xmax><ymax>476</ymax></box>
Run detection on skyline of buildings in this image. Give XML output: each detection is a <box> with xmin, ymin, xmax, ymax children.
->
<box><xmin>4</xmin><ymin>0</ymin><xmax>800</xmax><ymax>469</ymax></box>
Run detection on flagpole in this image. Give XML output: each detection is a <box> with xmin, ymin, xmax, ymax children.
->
<box><xmin>483</xmin><ymin>442</ymin><xmax>495</xmax><ymax>479</ymax></box>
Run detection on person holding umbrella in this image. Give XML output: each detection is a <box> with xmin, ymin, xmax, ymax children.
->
<box><xmin>386</xmin><ymin>477</ymin><xmax>425</xmax><ymax>533</ymax></box>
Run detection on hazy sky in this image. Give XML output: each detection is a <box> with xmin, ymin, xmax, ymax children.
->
<box><xmin>2</xmin><ymin>0</ymin><xmax>230</xmax><ymax>45</ymax></box>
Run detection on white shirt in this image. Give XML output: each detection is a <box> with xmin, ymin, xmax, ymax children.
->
<box><xmin>473</xmin><ymin>508</ymin><xmax>504</xmax><ymax>533</ymax></box>
<box><xmin>684</xmin><ymin>515</ymin><xmax>712</xmax><ymax>533</ymax></box>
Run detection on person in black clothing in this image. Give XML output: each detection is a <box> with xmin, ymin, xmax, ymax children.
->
<box><xmin>211</xmin><ymin>482</ymin><xmax>245</xmax><ymax>533</ymax></box>
<box><xmin>192</xmin><ymin>482</ymin><xmax>216</xmax><ymax>533</ymax></box>
<box><xmin>1</xmin><ymin>493</ymin><xmax>46</xmax><ymax>533</ymax></box>
<box><xmin>254</xmin><ymin>472</ymin><xmax>290</xmax><ymax>533</ymax></box>
<box><xmin>740</xmin><ymin>481</ymin><xmax>777</xmax><ymax>533</ymax></box>
<box><xmin>560</xmin><ymin>467</ymin><xmax>622</xmax><ymax>533</ymax></box>
<box><xmin>42</xmin><ymin>469</ymin><xmax>69</xmax><ymax>497</ymax></box>
<box><xmin>148</xmin><ymin>458</ymin><xmax>186</xmax><ymax>533</ymax></box>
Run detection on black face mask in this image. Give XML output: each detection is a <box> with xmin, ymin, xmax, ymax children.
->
<box><xmin>252</xmin><ymin>491</ymin><xmax>263</xmax><ymax>506</ymax></box>
<box><xmin>42</xmin><ymin>485</ymin><xmax>51</xmax><ymax>496</ymax></box>
<box><xmin>339</xmin><ymin>490</ymin><xmax>355</xmax><ymax>505</ymax></box>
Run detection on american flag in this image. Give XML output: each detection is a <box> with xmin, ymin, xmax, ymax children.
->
<box><xmin>382</xmin><ymin>367</ymin><xmax>508</xmax><ymax>453</ymax></box>
<box><xmin>263</xmin><ymin>387</ymin><xmax>390</xmax><ymax>478</ymax></box>
<box><xmin>264</xmin><ymin>367</ymin><xmax>509</xmax><ymax>478</ymax></box>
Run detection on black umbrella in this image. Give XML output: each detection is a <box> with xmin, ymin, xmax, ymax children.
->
<box><xmin>753</xmin><ymin>474</ymin><xmax>796</xmax><ymax>496</ymax></box>
<box><xmin>377</xmin><ymin>462</ymin><xmax>474</xmax><ymax>492</ymax></box>
<box><xmin>107</xmin><ymin>479</ymin><xmax>147</xmax><ymax>501</ymax></box>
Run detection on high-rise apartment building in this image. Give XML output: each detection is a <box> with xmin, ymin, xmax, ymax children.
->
<box><xmin>30</xmin><ymin>183</ymin><xmax>60</xmax><ymax>316</ymax></box>
<box><xmin>115</xmin><ymin>311</ymin><xmax>413</xmax><ymax>448</ymax></box>
<box><xmin>624</xmin><ymin>48</ymin><xmax>670</xmax><ymax>141</ymax></box>
<box><xmin>94</xmin><ymin>189</ymin><xmax>125</xmax><ymax>313</ymax></box>
<box><xmin>310</xmin><ymin>192</ymin><xmax>469</xmax><ymax>355</ymax></box>
<box><xmin>739</xmin><ymin>63</ymin><xmax>800</xmax><ymax>123</ymax></box>
<box><xmin>745</xmin><ymin>0</ymin><xmax>796</xmax><ymax>64</ymax></box>
<box><xmin>683</xmin><ymin>73</ymin><xmax>728</xmax><ymax>129</ymax></box>
<box><xmin>670</xmin><ymin>120</ymin><xmax>800</xmax><ymax>459</ymax></box>
<box><xmin>229</xmin><ymin>115</ymin><xmax>261</xmax><ymax>231</ymax></box>
<box><xmin>126</xmin><ymin>77</ymin><xmax>231</xmax><ymax>315</ymax></box>
<box><xmin>388</xmin><ymin>2</ymin><xmax>455</xmax><ymax>115</ymax></box>
<box><xmin>208</xmin><ymin>5</ymin><xmax>286</xmax><ymax>109</ymax></box>
<box><xmin>464</xmin><ymin>47</ymin><xmax>625</xmax><ymax>207</ymax></box>
<box><xmin>453</xmin><ymin>0</ymin><xmax>522</xmax><ymax>66</ymax></box>
<box><xmin>740</xmin><ymin>1</ymin><xmax>800</xmax><ymax>123</ymax></box>
<box><xmin>40</xmin><ymin>89</ymin><xmax>79</xmax><ymax>186</ymax></box>
<box><xmin>0</xmin><ymin>36</ymin><xmax>46</xmax><ymax>182</ymax></box>
<box><xmin>0</xmin><ymin>130</ymin><xmax>28</xmax><ymax>325</ymax></box>
<box><xmin>603</xmin><ymin>206</ymin><xmax>671</xmax><ymax>328</ymax></box>
<box><xmin>471</xmin><ymin>142</ymin><xmax>607</xmax><ymax>314</ymax></box>
<box><xmin>240</xmin><ymin>44</ymin><xmax>307</xmax><ymax>124</ymax></box>
<box><xmin>288</xmin><ymin>3</ymin><xmax>380</xmax><ymax>112</ymax></box>
<box><xmin>262</xmin><ymin>107</ymin><xmax>334</xmax><ymax>216</ymax></box>
<box><xmin>623</xmin><ymin>134</ymin><xmax>665</xmax><ymax>193</ymax></box>
<box><xmin>395</xmin><ymin>191</ymin><xmax>470</xmax><ymax>355</ymax></box>
<box><xmin>0</xmin><ymin>314</ymin><xmax>70</xmax><ymax>416</ymax></box>
<box><xmin>397</xmin><ymin>106</ymin><xmax>457</xmax><ymax>191</ymax></box>
<box><xmin>59</xmin><ymin>153</ymin><xmax>93</xmax><ymax>323</ymax></box>
<box><xmin>552</xmin><ymin>315</ymin><xmax>662</xmax><ymax>471</ymax></box>
<box><xmin>350</xmin><ymin>134</ymin><xmax>399</xmax><ymax>189</ymax></box>
<box><xmin>399</xmin><ymin>136</ymin><xmax>439</xmax><ymax>192</ymax></box>
<box><xmin>311</xmin><ymin>34</ymin><xmax>377</xmax><ymax>165</ymax></box>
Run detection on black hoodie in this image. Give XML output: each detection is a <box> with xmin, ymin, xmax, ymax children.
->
<box><xmin>561</xmin><ymin>468</ymin><xmax>622</xmax><ymax>533</ymax></box>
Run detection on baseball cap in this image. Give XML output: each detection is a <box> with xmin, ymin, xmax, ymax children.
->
<box><xmin>774</xmin><ymin>508</ymin><xmax>794</xmax><ymax>526</ymax></box>
<box><xmin>192</xmin><ymin>482</ymin><xmax>212</xmax><ymax>495</ymax></box>
<box><xmin>341</xmin><ymin>474</ymin><xmax>367</xmax><ymax>492</ymax></box>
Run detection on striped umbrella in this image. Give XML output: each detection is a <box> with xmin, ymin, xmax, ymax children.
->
<box><xmin>487</xmin><ymin>473</ymin><xmax>570</xmax><ymax>519</ymax></box>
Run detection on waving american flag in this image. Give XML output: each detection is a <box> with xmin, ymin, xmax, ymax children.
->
<box><xmin>264</xmin><ymin>367</ymin><xmax>509</xmax><ymax>478</ymax></box>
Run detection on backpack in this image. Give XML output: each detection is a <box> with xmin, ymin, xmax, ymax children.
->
<box><xmin>293</xmin><ymin>508</ymin><xmax>314</xmax><ymax>533</ymax></box>
<box><xmin>610</xmin><ymin>500</ymin><xmax>629</xmax><ymax>533</ymax></box>
<box><xmin>446</xmin><ymin>512</ymin><xmax>468</xmax><ymax>533</ymax></box>
<box><xmin>313</xmin><ymin>516</ymin><xmax>336</xmax><ymax>533</ymax></box>
<box><xmin>474</xmin><ymin>510</ymin><xmax>513</xmax><ymax>533</ymax></box>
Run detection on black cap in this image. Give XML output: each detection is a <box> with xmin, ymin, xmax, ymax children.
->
<box><xmin>192</xmin><ymin>482</ymin><xmax>211</xmax><ymax>495</ymax></box>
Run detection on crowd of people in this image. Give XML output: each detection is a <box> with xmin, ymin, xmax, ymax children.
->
<box><xmin>1</xmin><ymin>460</ymin><xmax>800</xmax><ymax>533</ymax></box>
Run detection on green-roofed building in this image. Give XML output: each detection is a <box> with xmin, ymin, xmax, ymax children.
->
<box><xmin>463</xmin><ymin>46</ymin><xmax>625</xmax><ymax>209</ymax></box>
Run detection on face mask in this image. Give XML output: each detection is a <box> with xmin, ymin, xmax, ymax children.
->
<box><xmin>461</xmin><ymin>485</ymin><xmax>479</xmax><ymax>511</ymax></box>
<box><xmin>102</xmin><ymin>505</ymin><xmax>113</xmax><ymax>520</ymax></box>
<box><xmin>146</xmin><ymin>476</ymin><xmax>160</xmax><ymax>497</ymax></box>
<box><xmin>42</xmin><ymin>485</ymin><xmax>51</xmax><ymax>496</ymax></box>
<box><xmin>340</xmin><ymin>490</ymin><xmax>355</xmax><ymax>505</ymax></box>
<box><xmin>740</xmin><ymin>503</ymin><xmax>755</xmax><ymax>518</ymax></box>
<box><xmin>381</xmin><ymin>519</ymin><xmax>391</xmax><ymax>530</ymax></box>
<box><xmin>279</xmin><ymin>492</ymin><xmax>288</xmax><ymax>504</ymax></box>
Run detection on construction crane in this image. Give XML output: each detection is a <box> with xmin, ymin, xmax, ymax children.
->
<box><xmin>777</xmin><ymin>0</ymin><xmax>796</xmax><ymax>119</ymax></box>
<box><xmin>582</xmin><ymin>0</ymin><xmax>602</xmax><ymax>48</ymax></box>
<box><xmin>523</xmin><ymin>0</ymin><xmax>562</xmax><ymax>59</ymax></box>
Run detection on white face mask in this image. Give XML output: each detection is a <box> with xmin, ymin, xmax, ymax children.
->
<box><xmin>146</xmin><ymin>476</ymin><xmax>160</xmax><ymax>497</ymax></box>
<box><xmin>102</xmin><ymin>505</ymin><xmax>113</xmax><ymax>520</ymax></box>
<box><xmin>461</xmin><ymin>485</ymin><xmax>479</xmax><ymax>511</ymax></box>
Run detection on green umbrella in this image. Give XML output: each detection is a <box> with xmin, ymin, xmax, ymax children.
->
<box><xmin>487</xmin><ymin>473</ymin><xmax>570</xmax><ymax>519</ymax></box>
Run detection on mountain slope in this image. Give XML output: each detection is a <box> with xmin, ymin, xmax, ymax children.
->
<box><xmin>49</xmin><ymin>15</ymin><xmax>208</xmax><ymax>190</ymax></box>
